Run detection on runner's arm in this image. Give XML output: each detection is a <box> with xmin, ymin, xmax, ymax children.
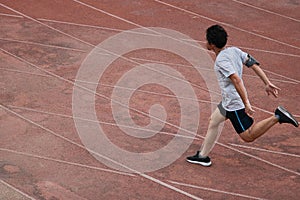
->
<box><xmin>229</xmin><ymin>73</ymin><xmax>254</xmax><ymax>115</ymax></box>
<box><xmin>250</xmin><ymin>64</ymin><xmax>280</xmax><ymax>97</ymax></box>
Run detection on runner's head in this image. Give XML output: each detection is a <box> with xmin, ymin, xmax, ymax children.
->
<box><xmin>206</xmin><ymin>25</ymin><xmax>228</xmax><ymax>49</ymax></box>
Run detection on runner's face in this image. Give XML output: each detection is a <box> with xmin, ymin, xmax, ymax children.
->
<box><xmin>206</xmin><ymin>41</ymin><xmax>213</xmax><ymax>50</ymax></box>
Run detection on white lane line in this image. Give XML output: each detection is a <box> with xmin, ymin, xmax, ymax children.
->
<box><xmin>0</xmin><ymin>104</ymin><xmax>203</xmax><ymax>200</ymax></box>
<box><xmin>71</xmin><ymin>0</ymin><xmax>153</xmax><ymax>32</ymax></box>
<box><xmin>0</xmin><ymin>179</ymin><xmax>36</xmax><ymax>200</ymax></box>
<box><xmin>262</xmin><ymin>69</ymin><xmax>300</xmax><ymax>84</ymax></box>
<box><xmin>0</xmin><ymin>148</ymin><xmax>135</xmax><ymax>177</ymax></box>
<box><xmin>154</xmin><ymin>0</ymin><xmax>300</xmax><ymax>51</ymax></box>
<box><xmin>168</xmin><ymin>180</ymin><xmax>268</xmax><ymax>200</ymax></box>
<box><xmin>0</xmin><ymin>37</ymin><xmax>92</xmax><ymax>53</ymax></box>
<box><xmin>236</xmin><ymin>46</ymin><xmax>300</xmax><ymax>58</ymax></box>
<box><xmin>252</xmin><ymin>105</ymin><xmax>300</xmax><ymax>118</ymax></box>
<box><xmin>1</xmin><ymin>2</ymin><xmax>298</xmax><ymax>176</ymax></box>
<box><xmin>38</xmin><ymin>17</ymin><xmax>159</xmax><ymax>37</ymax></box>
<box><xmin>0</xmin><ymin>12</ymin><xmax>23</xmax><ymax>18</ymax></box>
<box><xmin>0</xmin><ymin>68</ymin><xmax>52</xmax><ymax>77</ymax></box>
<box><xmin>231</xmin><ymin>0</ymin><xmax>300</xmax><ymax>23</ymax></box>
<box><xmin>229</xmin><ymin>143</ymin><xmax>300</xmax><ymax>158</ymax></box>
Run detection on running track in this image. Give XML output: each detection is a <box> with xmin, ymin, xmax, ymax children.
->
<box><xmin>0</xmin><ymin>0</ymin><xmax>299</xmax><ymax>199</ymax></box>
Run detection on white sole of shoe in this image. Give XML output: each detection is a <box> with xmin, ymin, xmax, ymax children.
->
<box><xmin>186</xmin><ymin>159</ymin><xmax>212</xmax><ymax>167</ymax></box>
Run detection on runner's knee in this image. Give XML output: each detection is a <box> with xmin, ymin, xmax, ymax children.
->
<box><xmin>239</xmin><ymin>129</ymin><xmax>255</xmax><ymax>143</ymax></box>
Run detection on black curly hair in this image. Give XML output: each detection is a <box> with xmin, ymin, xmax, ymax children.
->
<box><xmin>206</xmin><ymin>25</ymin><xmax>228</xmax><ymax>48</ymax></box>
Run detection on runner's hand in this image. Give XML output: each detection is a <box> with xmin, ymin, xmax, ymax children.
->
<box><xmin>245</xmin><ymin>102</ymin><xmax>255</xmax><ymax>116</ymax></box>
<box><xmin>265</xmin><ymin>83</ymin><xmax>280</xmax><ymax>98</ymax></box>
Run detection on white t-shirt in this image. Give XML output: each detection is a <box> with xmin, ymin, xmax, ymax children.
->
<box><xmin>214</xmin><ymin>47</ymin><xmax>249</xmax><ymax>111</ymax></box>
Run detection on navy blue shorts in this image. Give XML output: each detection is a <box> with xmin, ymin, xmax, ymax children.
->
<box><xmin>218</xmin><ymin>103</ymin><xmax>254</xmax><ymax>134</ymax></box>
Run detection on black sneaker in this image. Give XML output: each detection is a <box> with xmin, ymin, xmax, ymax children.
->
<box><xmin>275</xmin><ymin>106</ymin><xmax>299</xmax><ymax>127</ymax></box>
<box><xmin>186</xmin><ymin>151</ymin><xmax>212</xmax><ymax>167</ymax></box>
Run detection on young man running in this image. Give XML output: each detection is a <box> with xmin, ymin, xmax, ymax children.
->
<box><xmin>186</xmin><ymin>24</ymin><xmax>299</xmax><ymax>167</ymax></box>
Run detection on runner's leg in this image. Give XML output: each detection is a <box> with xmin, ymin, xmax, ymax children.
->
<box><xmin>239</xmin><ymin>116</ymin><xmax>278</xmax><ymax>142</ymax></box>
<box><xmin>200</xmin><ymin>108</ymin><xmax>226</xmax><ymax>157</ymax></box>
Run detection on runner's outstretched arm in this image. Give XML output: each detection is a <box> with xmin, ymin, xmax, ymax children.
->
<box><xmin>249</xmin><ymin>64</ymin><xmax>280</xmax><ymax>97</ymax></box>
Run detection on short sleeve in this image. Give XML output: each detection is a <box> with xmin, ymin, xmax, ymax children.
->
<box><xmin>241</xmin><ymin>52</ymin><xmax>248</xmax><ymax>64</ymax></box>
<box><xmin>216</xmin><ymin>58</ymin><xmax>236</xmax><ymax>78</ymax></box>
<box><xmin>236</xmin><ymin>48</ymin><xmax>248</xmax><ymax>64</ymax></box>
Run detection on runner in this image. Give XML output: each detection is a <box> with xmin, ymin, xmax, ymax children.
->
<box><xmin>186</xmin><ymin>24</ymin><xmax>299</xmax><ymax>167</ymax></box>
